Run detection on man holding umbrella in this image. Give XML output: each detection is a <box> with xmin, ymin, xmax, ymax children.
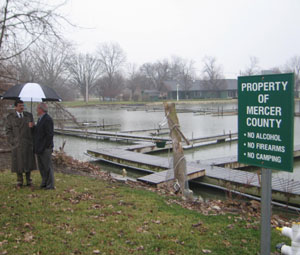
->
<box><xmin>6</xmin><ymin>99</ymin><xmax>36</xmax><ymax>188</ymax></box>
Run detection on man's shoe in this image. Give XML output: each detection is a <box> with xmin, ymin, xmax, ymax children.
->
<box><xmin>45</xmin><ymin>187</ymin><xmax>55</xmax><ymax>190</ymax></box>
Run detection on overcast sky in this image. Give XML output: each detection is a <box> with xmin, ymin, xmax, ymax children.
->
<box><xmin>60</xmin><ymin>0</ymin><xmax>300</xmax><ymax>78</ymax></box>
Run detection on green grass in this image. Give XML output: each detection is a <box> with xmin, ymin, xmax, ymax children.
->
<box><xmin>0</xmin><ymin>170</ymin><xmax>289</xmax><ymax>254</ymax></box>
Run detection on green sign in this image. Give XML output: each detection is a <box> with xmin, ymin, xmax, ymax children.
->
<box><xmin>238</xmin><ymin>73</ymin><xmax>294</xmax><ymax>172</ymax></box>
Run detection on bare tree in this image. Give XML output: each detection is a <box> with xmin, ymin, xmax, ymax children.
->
<box><xmin>0</xmin><ymin>0</ymin><xmax>68</xmax><ymax>62</ymax></box>
<box><xmin>125</xmin><ymin>63</ymin><xmax>148</xmax><ymax>100</ymax></box>
<box><xmin>4</xmin><ymin>39</ymin><xmax>75</xmax><ymax>100</ymax></box>
<box><xmin>140</xmin><ymin>59</ymin><xmax>171</xmax><ymax>92</ymax></box>
<box><xmin>202</xmin><ymin>56</ymin><xmax>226</xmax><ymax>98</ymax></box>
<box><xmin>3</xmin><ymin>47</ymin><xmax>37</xmax><ymax>83</ymax></box>
<box><xmin>9</xmin><ymin>39</ymin><xmax>73</xmax><ymax>86</ymax></box>
<box><xmin>241</xmin><ymin>56</ymin><xmax>261</xmax><ymax>76</ymax></box>
<box><xmin>170</xmin><ymin>56</ymin><xmax>195</xmax><ymax>99</ymax></box>
<box><xmin>96</xmin><ymin>42</ymin><xmax>126</xmax><ymax>99</ymax></box>
<box><xmin>96</xmin><ymin>72</ymin><xmax>125</xmax><ymax>100</ymax></box>
<box><xmin>285</xmin><ymin>56</ymin><xmax>300</xmax><ymax>97</ymax></box>
<box><xmin>67</xmin><ymin>53</ymin><xmax>103</xmax><ymax>102</ymax></box>
<box><xmin>31</xmin><ymin>40</ymin><xmax>73</xmax><ymax>88</ymax></box>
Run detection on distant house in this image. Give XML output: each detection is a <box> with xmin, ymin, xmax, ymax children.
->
<box><xmin>164</xmin><ymin>79</ymin><xmax>237</xmax><ymax>100</ymax></box>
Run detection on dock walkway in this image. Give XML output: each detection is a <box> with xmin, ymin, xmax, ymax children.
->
<box><xmin>88</xmin><ymin>145</ymin><xmax>300</xmax><ymax>204</ymax></box>
<box><xmin>138</xmin><ymin>162</ymin><xmax>300</xmax><ymax>196</ymax></box>
<box><xmin>55</xmin><ymin>128</ymin><xmax>170</xmax><ymax>142</ymax></box>
<box><xmin>56</xmin><ymin>127</ymin><xmax>237</xmax><ymax>153</ymax></box>
<box><xmin>87</xmin><ymin>148</ymin><xmax>205</xmax><ymax>181</ymax></box>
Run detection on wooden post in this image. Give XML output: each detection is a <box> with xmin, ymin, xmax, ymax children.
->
<box><xmin>164</xmin><ymin>102</ymin><xmax>188</xmax><ymax>194</ymax></box>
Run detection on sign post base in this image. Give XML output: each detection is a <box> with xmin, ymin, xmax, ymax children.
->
<box><xmin>260</xmin><ymin>168</ymin><xmax>272</xmax><ymax>255</ymax></box>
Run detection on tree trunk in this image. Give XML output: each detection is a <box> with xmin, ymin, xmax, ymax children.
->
<box><xmin>163</xmin><ymin>102</ymin><xmax>188</xmax><ymax>194</ymax></box>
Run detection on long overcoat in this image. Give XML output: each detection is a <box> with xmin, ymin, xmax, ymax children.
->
<box><xmin>6</xmin><ymin>111</ymin><xmax>36</xmax><ymax>173</ymax></box>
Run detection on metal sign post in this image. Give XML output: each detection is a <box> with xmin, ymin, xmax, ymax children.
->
<box><xmin>238</xmin><ymin>73</ymin><xmax>294</xmax><ymax>254</ymax></box>
<box><xmin>260</xmin><ymin>168</ymin><xmax>272</xmax><ymax>255</ymax></box>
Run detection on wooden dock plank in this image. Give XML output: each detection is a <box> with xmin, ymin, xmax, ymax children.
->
<box><xmin>88</xmin><ymin>148</ymin><xmax>205</xmax><ymax>184</ymax></box>
<box><xmin>205</xmin><ymin>165</ymin><xmax>300</xmax><ymax>195</ymax></box>
<box><xmin>87</xmin><ymin>145</ymin><xmax>300</xmax><ymax>199</ymax></box>
<box><xmin>88</xmin><ymin>148</ymin><xmax>171</xmax><ymax>169</ymax></box>
<box><xmin>189</xmin><ymin>133</ymin><xmax>238</xmax><ymax>143</ymax></box>
<box><xmin>55</xmin><ymin>128</ymin><xmax>171</xmax><ymax>142</ymax></box>
<box><xmin>138</xmin><ymin>162</ymin><xmax>300</xmax><ymax>196</ymax></box>
<box><xmin>138</xmin><ymin>167</ymin><xmax>206</xmax><ymax>185</ymax></box>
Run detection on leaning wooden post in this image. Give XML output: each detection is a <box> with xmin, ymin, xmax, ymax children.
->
<box><xmin>164</xmin><ymin>102</ymin><xmax>191</xmax><ymax>197</ymax></box>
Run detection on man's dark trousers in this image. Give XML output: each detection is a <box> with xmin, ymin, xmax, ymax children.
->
<box><xmin>37</xmin><ymin>148</ymin><xmax>54</xmax><ymax>189</ymax></box>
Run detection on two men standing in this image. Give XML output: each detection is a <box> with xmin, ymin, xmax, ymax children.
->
<box><xmin>6</xmin><ymin>100</ymin><xmax>55</xmax><ymax>189</ymax></box>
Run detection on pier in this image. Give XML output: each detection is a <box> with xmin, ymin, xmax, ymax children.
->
<box><xmin>87</xmin><ymin>144</ymin><xmax>300</xmax><ymax>205</ymax></box>
<box><xmin>87</xmin><ymin>147</ymin><xmax>205</xmax><ymax>183</ymax></box>
<box><xmin>55</xmin><ymin>127</ymin><xmax>237</xmax><ymax>152</ymax></box>
<box><xmin>54</xmin><ymin>127</ymin><xmax>171</xmax><ymax>143</ymax></box>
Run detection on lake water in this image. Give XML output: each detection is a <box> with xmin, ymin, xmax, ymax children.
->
<box><xmin>53</xmin><ymin>101</ymin><xmax>300</xmax><ymax>181</ymax></box>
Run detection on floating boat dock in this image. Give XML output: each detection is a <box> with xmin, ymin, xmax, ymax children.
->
<box><xmin>55</xmin><ymin>127</ymin><xmax>237</xmax><ymax>152</ymax></box>
<box><xmin>122</xmin><ymin>133</ymin><xmax>238</xmax><ymax>153</ymax></box>
<box><xmin>54</xmin><ymin>128</ymin><xmax>170</xmax><ymax>143</ymax></box>
<box><xmin>87</xmin><ymin>144</ymin><xmax>300</xmax><ymax>205</ymax></box>
<box><xmin>87</xmin><ymin>147</ymin><xmax>205</xmax><ymax>183</ymax></box>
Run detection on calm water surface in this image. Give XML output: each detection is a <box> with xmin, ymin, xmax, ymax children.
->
<box><xmin>53</xmin><ymin>102</ymin><xmax>300</xmax><ymax>181</ymax></box>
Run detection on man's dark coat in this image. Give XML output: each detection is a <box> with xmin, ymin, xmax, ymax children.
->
<box><xmin>34</xmin><ymin>113</ymin><xmax>54</xmax><ymax>155</ymax></box>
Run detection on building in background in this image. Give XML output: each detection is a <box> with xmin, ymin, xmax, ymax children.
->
<box><xmin>164</xmin><ymin>79</ymin><xmax>237</xmax><ymax>100</ymax></box>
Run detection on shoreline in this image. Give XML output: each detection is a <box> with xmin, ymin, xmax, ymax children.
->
<box><xmin>61</xmin><ymin>98</ymin><xmax>238</xmax><ymax>108</ymax></box>
<box><xmin>61</xmin><ymin>97</ymin><xmax>300</xmax><ymax>108</ymax></box>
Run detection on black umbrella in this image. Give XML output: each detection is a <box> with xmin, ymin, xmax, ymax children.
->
<box><xmin>1</xmin><ymin>82</ymin><xmax>62</xmax><ymax>102</ymax></box>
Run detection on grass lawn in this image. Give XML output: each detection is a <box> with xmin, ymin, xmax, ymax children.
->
<box><xmin>0</xmin><ymin>170</ymin><xmax>289</xmax><ymax>255</ymax></box>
